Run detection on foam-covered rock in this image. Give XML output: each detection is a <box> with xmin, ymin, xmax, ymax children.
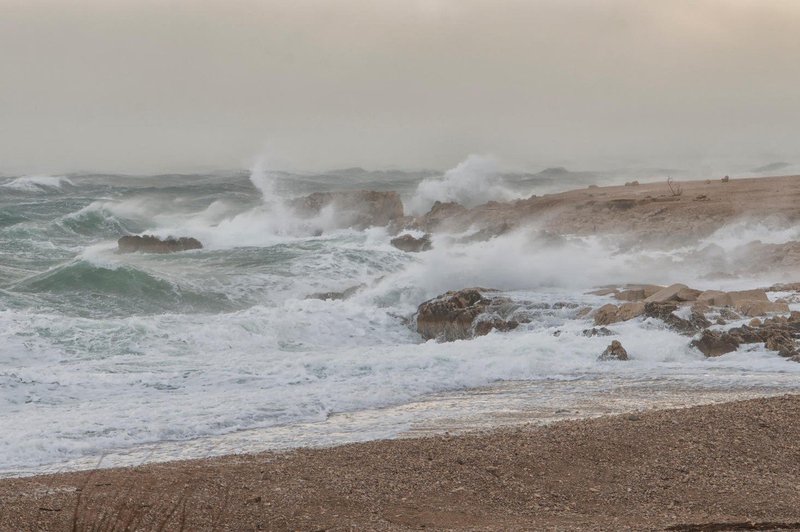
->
<box><xmin>117</xmin><ymin>235</ymin><xmax>203</xmax><ymax>254</ymax></box>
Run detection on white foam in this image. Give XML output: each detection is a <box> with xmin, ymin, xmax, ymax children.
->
<box><xmin>2</xmin><ymin>175</ymin><xmax>73</xmax><ymax>192</ymax></box>
<box><xmin>409</xmin><ymin>155</ymin><xmax>521</xmax><ymax>214</ymax></box>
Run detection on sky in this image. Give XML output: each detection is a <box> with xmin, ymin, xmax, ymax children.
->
<box><xmin>1</xmin><ymin>0</ymin><xmax>799</xmax><ymax>174</ymax></box>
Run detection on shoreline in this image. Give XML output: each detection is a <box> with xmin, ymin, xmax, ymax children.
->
<box><xmin>5</xmin><ymin>374</ymin><xmax>797</xmax><ymax>480</ymax></box>
<box><xmin>3</xmin><ymin>394</ymin><xmax>800</xmax><ymax>530</ymax></box>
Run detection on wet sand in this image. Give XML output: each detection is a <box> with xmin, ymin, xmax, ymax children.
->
<box><xmin>2</xmin><ymin>394</ymin><xmax>800</xmax><ymax>531</ymax></box>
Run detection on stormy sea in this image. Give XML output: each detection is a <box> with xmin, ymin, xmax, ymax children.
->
<box><xmin>2</xmin><ymin>158</ymin><xmax>799</xmax><ymax>477</ymax></box>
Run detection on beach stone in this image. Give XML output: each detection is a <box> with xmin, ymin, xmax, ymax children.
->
<box><xmin>117</xmin><ymin>235</ymin><xmax>203</xmax><ymax>254</ymax></box>
<box><xmin>390</xmin><ymin>233</ymin><xmax>432</xmax><ymax>252</ymax></box>
<box><xmin>415</xmin><ymin>288</ymin><xmax>520</xmax><ymax>342</ymax></box>
<box><xmin>599</xmin><ymin>340</ymin><xmax>628</xmax><ymax>361</ymax></box>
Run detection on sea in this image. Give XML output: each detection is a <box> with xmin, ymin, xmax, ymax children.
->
<box><xmin>2</xmin><ymin>156</ymin><xmax>799</xmax><ymax>477</ymax></box>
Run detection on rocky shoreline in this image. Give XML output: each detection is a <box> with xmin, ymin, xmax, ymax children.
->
<box><xmin>413</xmin><ymin>282</ymin><xmax>800</xmax><ymax>363</ymax></box>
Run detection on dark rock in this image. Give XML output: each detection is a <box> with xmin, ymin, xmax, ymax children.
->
<box><xmin>691</xmin><ymin>330</ymin><xmax>740</xmax><ymax>357</ymax></box>
<box><xmin>599</xmin><ymin>340</ymin><xmax>628</xmax><ymax>361</ymax></box>
<box><xmin>390</xmin><ymin>234</ymin><xmax>432</xmax><ymax>252</ymax></box>
<box><xmin>583</xmin><ymin>327</ymin><xmax>614</xmax><ymax>337</ymax></box>
<box><xmin>117</xmin><ymin>235</ymin><xmax>203</xmax><ymax>254</ymax></box>
<box><xmin>643</xmin><ymin>301</ymin><xmax>709</xmax><ymax>335</ymax></box>
<box><xmin>415</xmin><ymin>288</ymin><xmax>521</xmax><ymax>342</ymax></box>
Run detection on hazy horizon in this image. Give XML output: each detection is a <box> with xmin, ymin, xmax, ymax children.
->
<box><xmin>2</xmin><ymin>0</ymin><xmax>799</xmax><ymax>175</ymax></box>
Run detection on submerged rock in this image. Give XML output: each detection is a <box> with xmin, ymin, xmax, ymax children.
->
<box><xmin>415</xmin><ymin>288</ymin><xmax>521</xmax><ymax>342</ymax></box>
<box><xmin>599</xmin><ymin>340</ymin><xmax>628</xmax><ymax>361</ymax></box>
<box><xmin>583</xmin><ymin>327</ymin><xmax>614</xmax><ymax>337</ymax></box>
<box><xmin>307</xmin><ymin>284</ymin><xmax>364</xmax><ymax>301</ymax></box>
<box><xmin>288</xmin><ymin>190</ymin><xmax>404</xmax><ymax>229</ymax></box>
<box><xmin>117</xmin><ymin>235</ymin><xmax>203</xmax><ymax>254</ymax></box>
<box><xmin>390</xmin><ymin>233</ymin><xmax>432</xmax><ymax>252</ymax></box>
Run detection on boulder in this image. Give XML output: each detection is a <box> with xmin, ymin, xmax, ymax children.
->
<box><xmin>618</xmin><ymin>302</ymin><xmax>646</xmax><ymax>321</ymax></box>
<box><xmin>593</xmin><ymin>304</ymin><xmax>620</xmax><ymax>326</ymax></box>
<box><xmin>728</xmin><ymin>289</ymin><xmax>769</xmax><ymax>304</ymax></box>
<box><xmin>390</xmin><ymin>233</ymin><xmax>432</xmax><ymax>252</ymax></box>
<box><xmin>691</xmin><ymin>330</ymin><xmax>740</xmax><ymax>357</ymax></box>
<box><xmin>593</xmin><ymin>302</ymin><xmax>645</xmax><ymax>326</ymax></box>
<box><xmin>614</xmin><ymin>284</ymin><xmax>663</xmax><ymax>302</ymax></box>
<box><xmin>644</xmin><ymin>302</ymin><xmax>709</xmax><ymax>335</ymax></box>
<box><xmin>415</xmin><ymin>288</ymin><xmax>520</xmax><ymax>342</ymax></box>
<box><xmin>644</xmin><ymin>283</ymin><xmax>701</xmax><ymax>303</ymax></box>
<box><xmin>599</xmin><ymin>340</ymin><xmax>628</xmax><ymax>361</ymax></box>
<box><xmin>697</xmin><ymin>290</ymin><xmax>733</xmax><ymax>307</ymax></box>
<box><xmin>733</xmin><ymin>300</ymin><xmax>789</xmax><ymax>317</ymax></box>
<box><xmin>288</xmin><ymin>190</ymin><xmax>404</xmax><ymax>229</ymax></box>
<box><xmin>117</xmin><ymin>235</ymin><xmax>203</xmax><ymax>254</ymax></box>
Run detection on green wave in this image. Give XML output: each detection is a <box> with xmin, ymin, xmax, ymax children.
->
<box><xmin>13</xmin><ymin>261</ymin><xmax>236</xmax><ymax>317</ymax></box>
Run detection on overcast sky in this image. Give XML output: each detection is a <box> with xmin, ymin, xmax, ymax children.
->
<box><xmin>1</xmin><ymin>0</ymin><xmax>799</xmax><ymax>174</ymax></box>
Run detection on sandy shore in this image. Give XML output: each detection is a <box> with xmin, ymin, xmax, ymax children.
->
<box><xmin>3</xmin><ymin>394</ymin><xmax>800</xmax><ymax>530</ymax></box>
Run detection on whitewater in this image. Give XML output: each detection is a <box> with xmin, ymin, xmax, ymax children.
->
<box><xmin>2</xmin><ymin>162</ymin><xmax>799</xmax><ymax>477</ymax></box>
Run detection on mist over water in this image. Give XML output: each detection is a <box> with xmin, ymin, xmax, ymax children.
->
<box><xmin>1</xmin><ymin>159</ymin><xmax>800</xmax><ymax>476</ymax></box>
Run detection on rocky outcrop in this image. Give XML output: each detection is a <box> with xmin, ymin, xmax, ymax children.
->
<box><xmin>692</xmin><ymin>314</ymin><xmax>800</xmax><ymax>360</ymax></box>
<box><xmin>390</xmin><ymin>234</ymin><xmax>432</xmax><ymax>252</ymax></box>
<box><xmin>117</xmin><ymin>235</ymin><xmax>203</xmax><ymax>254</ymax></box>
<box><xmin>589</xmin><ymin>283</ymin><xmax>790</xmax><ymax>331</ymax></box>
<box><xmin>599</xmin><ymin>340</ymin><xmax>628</xmax><ymax>361</ymax></box>
<box><xmin>288</xmin><ymin>190</ymin><xmax>404</xmax><ymax>229</ymax></box>
<box><xmin>414</xmin><ymin>201</ymin><xmax>468</xmax><ymax>232</ymax></box>
<box><xmin>415</xmin><ymin>288</ymin><xmax>521</xmax><ymax>342</ymax></box>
